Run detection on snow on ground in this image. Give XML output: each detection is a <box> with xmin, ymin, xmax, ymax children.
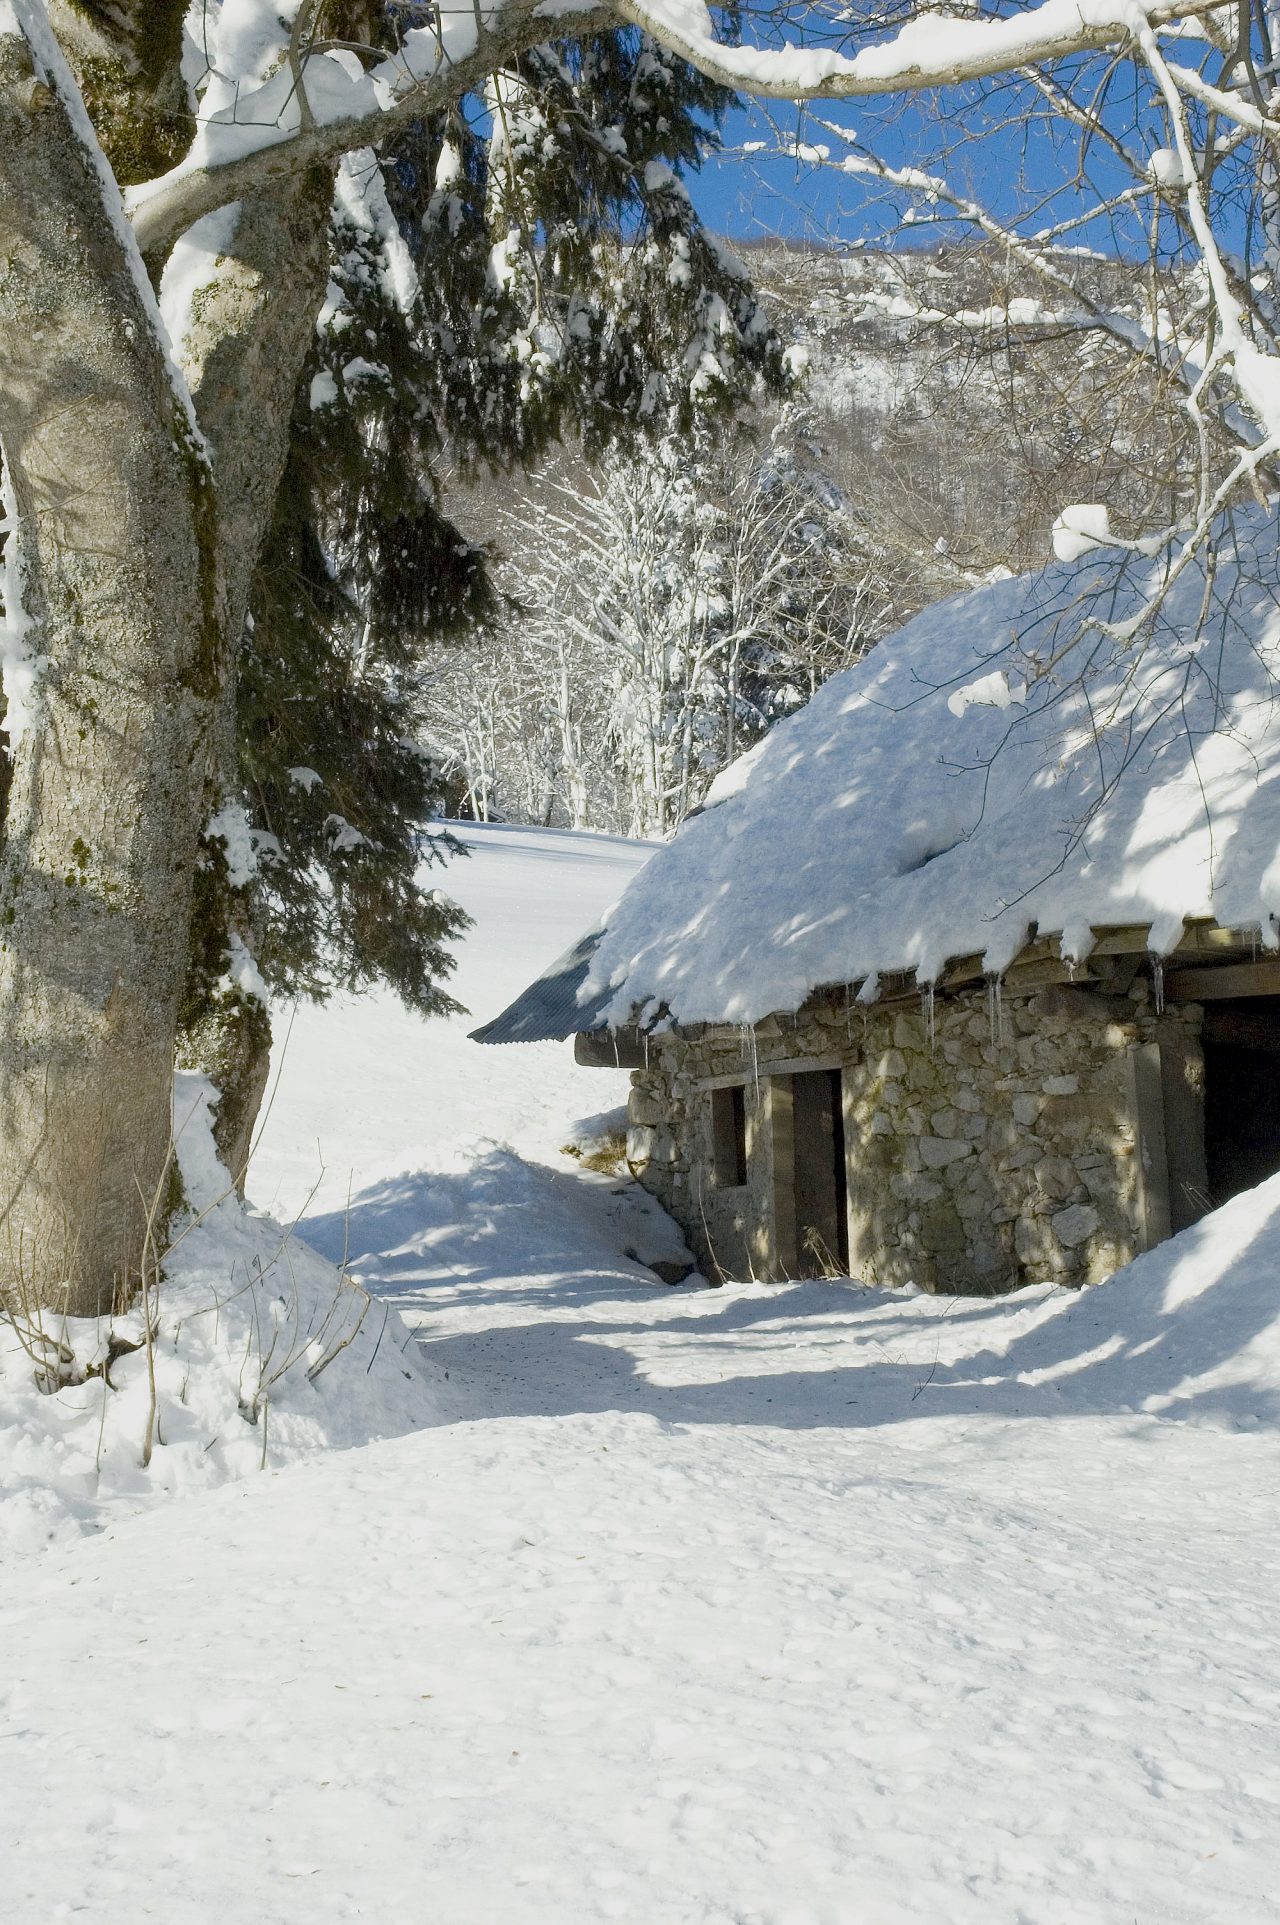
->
<box><xmin>0</xmin><ymin>823</ymin><xmax>666</xmax><ymax>1562</ymax></box>
<box><xmin>250</xmin><ymin>821</ymin><xmax>656</xmax><ymax>1221</ymax></box>
<box><xmin>3</xmin><ymin>824</ymin><xmax>1280</xmax><ymax>1923</ymax></box>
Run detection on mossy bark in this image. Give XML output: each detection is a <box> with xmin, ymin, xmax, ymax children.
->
<box><xmin>48</xmin><ymin>0</ymin><xmax>189</xmax><ymax>182</ymax></box>
<box><xmin>179</xmin><ymin>992</ymin><xmax>273</xmax><ymax>1194</ymax></box>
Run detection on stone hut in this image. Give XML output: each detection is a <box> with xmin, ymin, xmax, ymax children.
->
<box><xmin>475</xmin><ymin>513</ymin><xmax>1280</xmax><ymax>1292</ymax></box>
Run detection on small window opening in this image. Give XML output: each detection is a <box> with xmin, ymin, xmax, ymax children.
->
<box><xmin>712</xmin><ymin>1084</ymin><xmax>748</xmax><ymax>1187</ymax></box>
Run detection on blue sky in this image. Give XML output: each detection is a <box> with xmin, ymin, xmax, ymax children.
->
<box><xmin>682</xmin><ymin>83</ymin><xmax>1175</xmax><ymax>260</ymax></box>
<box><xmin>687</xmin><ymin>102</ymin><xmax>872</xmax><ymax>243</ymax></box>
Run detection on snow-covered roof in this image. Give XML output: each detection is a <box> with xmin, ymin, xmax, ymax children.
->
<box><xmin>579</xmin><ymin>507</ymin><xmax>1280</xmax><ymax>1029</ymax></box>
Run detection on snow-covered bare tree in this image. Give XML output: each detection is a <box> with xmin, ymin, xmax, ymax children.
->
<box><xmin>666</xmin><ymin>0</ymin><xmax>1280</xmax><ymax>561</ymax></box>
<box><xmin>2</xmin><ymin>0</ymin><xmax>1280</xmax><ymax>1314</ymax></box>
<box><xmin>428</xmin><ymin>408</ymin><xmax>873</xmax><ymax>834</ymax></box>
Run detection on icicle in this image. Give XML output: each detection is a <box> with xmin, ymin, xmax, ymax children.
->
<box><xmin>1151</xmin><ymin>955</ymin><xmax>1165</xmax><ymax>1016</ymax></box>
<box><xmin>747</xmin><ymin>1022</ymin><xmax>760</xmax><ymax>1101</ymax></box>
<box><xmin>986</xmin><ymin>973</ymin><xmax>1006</xmax><ymax>1048</ymax></box>
<box><xmin>921</xmin><ymin>982</ymin><xmax>936</xmax><ymax>1057</ymax></box>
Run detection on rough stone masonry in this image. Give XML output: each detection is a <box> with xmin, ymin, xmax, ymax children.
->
<box><xmin>624</xmin><ymin>976</ymin><xmax>1204</xmax><ymax>1292</ymax></box>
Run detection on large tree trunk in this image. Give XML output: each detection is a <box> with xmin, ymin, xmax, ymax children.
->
<box><xmin>0</xmin><ymin>34</ymin><xmax>218</xmax><ymax>1314</ymax></box>
<box><xmin>170</xmin><ymin>172</ymin><xmax>335</xmax><ymax>1187</ymax></box>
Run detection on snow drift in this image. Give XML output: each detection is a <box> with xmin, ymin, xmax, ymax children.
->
<box><xmin>1018</xmin><ymin>1162</ymin><xmax>1280</xmax><ymax>1428</ymax></box>
<box><xmin>0</xmin><ymin>1074</ymin><xmax>438</xmax><ymax>1557</ymax></box>
<box><xmin>882</xmin><ymin>1167</ymin><xmax>1280</xmax><ymax>1433</ymax></box>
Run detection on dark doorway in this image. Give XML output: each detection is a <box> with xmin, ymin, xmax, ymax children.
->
<box><xmin>1202</xmin><ymin>1001</ymin><xmax>1280</xmax><ymax>1205</ymax></box>
<box><xmin>791</xmin><ymin>1068</ymin><xmax>849</xmax><ymax>1276</ymax></box>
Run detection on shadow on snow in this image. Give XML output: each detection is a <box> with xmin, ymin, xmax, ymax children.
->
<box><xmin>297</xmin><ymin>1148</ymin><xmax>1280</xmax><ymax>1436</ymax></box>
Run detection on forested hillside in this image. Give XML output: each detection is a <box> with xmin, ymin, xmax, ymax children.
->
<box><xmin>430</xmin><ymin>240</ymin><xmax>1193</xmax><ymax>831</ymax></box>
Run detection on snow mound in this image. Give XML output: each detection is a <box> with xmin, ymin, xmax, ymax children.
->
<box><xmin>0</xmin><ymin>1075</ymin><xmax>438</xmax><ymax>1558</ymax></box>
<box><xmin>806</xmin><ymin>1168</ymin><xmax>1280</xmax><ymax>1433</ymax></box>
<box><xmin>297</xmin><ymin>1139</ymin><xmax>700</xmax><ymax>1316</ymax></box>
<box><xmin>1027</xmin><ymin>1166</ymin><xmax>1280</xmax><ymax>1427</ymax></box>
<box><xmin>585</xmin><ymin>507</ymin><xmax>1280</xmax><ymax>1025</ymax></box>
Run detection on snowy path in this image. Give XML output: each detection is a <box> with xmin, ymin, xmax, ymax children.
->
<box><xmin>5</xmin><ymin>1269</ymin><xmax>1279</xmax><ymax>1924</ymax></box>
<box><xmin>4</xmin><ymin>825</ymin><xmax>1280</xmax><ymax>1923</ymax></box>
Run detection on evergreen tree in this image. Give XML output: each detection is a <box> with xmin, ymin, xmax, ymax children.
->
<box><xmin>178</xmin><ymin>32</ymin><xmax>792</xmax><ymax>1161</ymax></box>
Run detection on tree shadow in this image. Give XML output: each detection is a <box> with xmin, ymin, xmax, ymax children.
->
<box><xmin>296</xmin><ymin>1149</ymin><xmax>1280</xmax><ymax>1435</ymax></box>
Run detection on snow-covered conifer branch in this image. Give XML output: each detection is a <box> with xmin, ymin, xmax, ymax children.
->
<box><xmin>128</xmin><ymin>0</ymin><xmax>616</xmax><ymax>266</ymax></box>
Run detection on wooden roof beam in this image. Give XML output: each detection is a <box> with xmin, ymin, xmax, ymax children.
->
<box><xmin>1165</xmin><ymin>959</ymin><xmax>1280</xmax><ymax>1002</ymax></box>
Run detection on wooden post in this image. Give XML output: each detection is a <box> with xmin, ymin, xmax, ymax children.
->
<box><xmin>1159</xmin><ymin>1024</ymin><xmax>1208</xmax><ymax>1233</ymax></box>
<box><xmin>766</xmin><ymin>1075</ymin><xmax>797</xmax><ymax>1281</ymax></box>
<box><xmin>841</xmin><ymin>1070</ymin><xmax>859</xmax><ymax>1277</ymax></box>
<box><xmin>1126</xmin><ymin>1043</ymin><xmax>1173</xmax><ymax>1250</ymax></box>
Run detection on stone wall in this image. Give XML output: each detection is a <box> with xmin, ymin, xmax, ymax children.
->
<box><xmin>625</xmin><ymin>978</ymin><xmax>1204</xmax><ymax>1293</ymax></box>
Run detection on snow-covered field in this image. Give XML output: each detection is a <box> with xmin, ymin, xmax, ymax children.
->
<box><xmin>4</xmin><ymin>823</ymin><xmax>1280</xmax><ymax>1924</ymax></box>
<box><xmin>249</xmin><ymin>822</ymin><xmax>655</xmax><ymax>1222</ymax></box>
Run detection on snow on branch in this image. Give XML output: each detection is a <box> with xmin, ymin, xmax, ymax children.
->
<box><xmin>128</xmin><ymin>0</ymin><xmax>614</xmax><ymax>266</ymax></box>
<box><xmin>611</xmin><ymin>0</ymin><xmax>1226</xmax><ymax>100</ymax></box>
<box><xmin>129</xmin><ymin>0</ymin><xmax>1227</xmax><ymax>267</ymax></box>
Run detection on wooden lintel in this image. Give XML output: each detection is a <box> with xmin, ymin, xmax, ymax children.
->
<box><xmin>1165</xmin><ymin>960</ymin><xmax>1280</xmax><ymax>1002</ymax></box>
<box><xmin>727</xmin><ymin>1052</ymin><xmax>847</xmax><ymax>1083</ymax></box>
<box><xmin>697</xmin><ymin>1068</ymin><xmax>758</xmax><ymax>1090</ymax></box>
<box><xmin>1087</xmin><ymin>925</ymin><xmax>1153</xmax><ymax>958</ymax></box>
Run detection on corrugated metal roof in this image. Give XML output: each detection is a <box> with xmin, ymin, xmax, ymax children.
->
<box><xmin>469</xmin><ymin>923</ymin><xmax>615</xmax><ymax>1044</ymax></box>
